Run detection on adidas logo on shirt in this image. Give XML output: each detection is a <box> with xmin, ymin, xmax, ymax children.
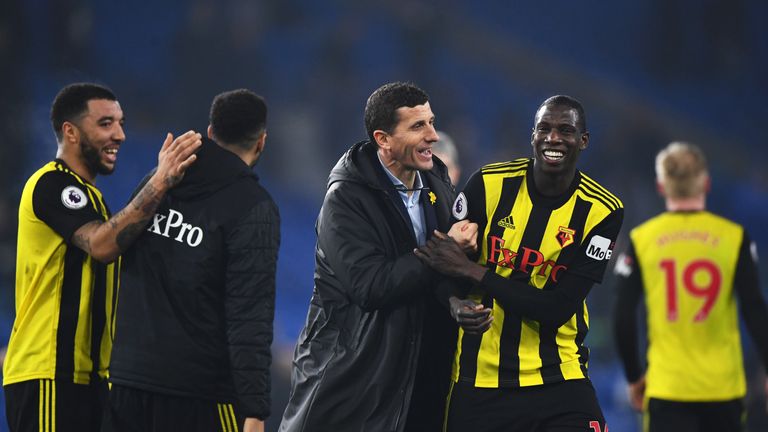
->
<box><xmin>497</xmin><ymin>215</ymin><xmax>515</xmax><ymax>229</ymax></box>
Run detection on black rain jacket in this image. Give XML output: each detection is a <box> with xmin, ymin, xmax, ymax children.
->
<box><xmin>109</xmin><ymin>140</ymin><xmax>280</xmax><ymax>419</ymax></box>
<box><xmin>280</xmin><ymin>141</ymin><xmax>457</xmax><ymax>432</ymax></box>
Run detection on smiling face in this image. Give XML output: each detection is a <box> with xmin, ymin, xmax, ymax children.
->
<box><xmin>72</xmin><ymin>99</ymin><xmax>125</xmax><ymax>177</ymax></box>
<box><xmin>531</xmin><ymin>103</ymin><xmax>588</xmax><ymax>178</ymax></box>
<box><xmin>375</xmin><ymin>102</ymin><xmax>438</xmax><ymax>185</ymax></box>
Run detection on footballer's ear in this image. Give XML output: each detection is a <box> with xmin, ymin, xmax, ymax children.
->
<box><xmin>255</xmin><ymin>131</ymin><xmax>267</xmax><ymax>154</ymax></box>
<box><xmin>579</xmin><ymin>131</ymin><xmax>590</xmax><ymax>150</ymax></box>
<box><xmin>62</xmin><ymin>121</ymin><xmax>80</xmax><ymax>145</ymax></box>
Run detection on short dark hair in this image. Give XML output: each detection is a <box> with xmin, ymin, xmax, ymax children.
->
<box><xmin>364</xmin><ymin>82</ymin><xmax>429</xmax><ymax>142</ymax></box>
<box><xmin>209</xmin><ymin>89</ymin><xmax>267</xmax><ymax>149</ymax></box>
<box><xmin>51</xmin><ymin>83</ymin><xmax>117</xmax><ymax>141</ymax></box>
<box><xmin>537</xmin><ymin>95</ymin><xmax>587</xmax><ymax>133</ymax></box>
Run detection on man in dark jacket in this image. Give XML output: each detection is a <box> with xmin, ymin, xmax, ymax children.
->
<box><xmin>104</xmin><ymin>89</ymin><xmax>280</xmax><ymax>432</ymax></box>
<box><xmin>280</xmin><ymin>82</ymin><xmax>477</xmax><ymax>432</ymax></box>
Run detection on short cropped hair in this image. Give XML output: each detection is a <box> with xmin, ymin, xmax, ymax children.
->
<box><xmin>655</xmin><ymin>141</ymin><xmax>708</xmax><ymax>199</ymax></box>
<box><xmin>364</xmin><ymin>82</ymin><xmax>429</xmax><ymax>143</ymax></box>
<box><xmin>51</xmin><ymin>83</ymin><xmax>117</xmax><ymax>141</ymax></box>
<box><xmin>209</xmin><ymin>89</ymin><xmax>267</xmax><ymax>149</ymax></box>
<box><xmin>537</xmin><ymin>95</ymin><xmax>587</xmax><ymax>133</ymax></box>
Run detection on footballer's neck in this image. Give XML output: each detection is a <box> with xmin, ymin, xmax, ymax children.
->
<box><xmin>666</xmin><ymin>195</ymin><xmax>705</xmax><ymax>212</ymax></box>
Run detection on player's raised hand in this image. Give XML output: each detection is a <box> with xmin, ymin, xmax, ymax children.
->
<box><xmin>154</xmin><ymin>130</ymin><xmax>202</xmax><ymax>190</ymax></box>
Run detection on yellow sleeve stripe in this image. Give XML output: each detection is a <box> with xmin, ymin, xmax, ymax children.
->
<box><xmin>482</xmin><ymin>158</ymin><xmax>529</xmax><ymax>175</ymax></box>
<box><xmin>577</xmin><ymin>184</ymin><xmax>617</xmax><ymax>211</ymax></box>
<box><xmin>482</xmin><ymin>159</ymin><xmax>521</xmax><ymax>170</ymax></box>
<box><xmin>580</xmin><ymin>174</ymin><xmax>623</xmax><ymax>208</ymax></box>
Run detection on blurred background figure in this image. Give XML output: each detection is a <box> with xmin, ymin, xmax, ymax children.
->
<box><xmin>433</xmin><ymin>130</ymin><xmax>462</xmax><ymax>187</ymax></box>
<box><xmin>612</xmin><ymin>142</ymin><xmax>768</xmax><ymax>432</ymax></box>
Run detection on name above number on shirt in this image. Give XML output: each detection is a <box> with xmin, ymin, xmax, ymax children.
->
<box><xmin>147</xmin><ymin>208</ymin><xmax>204</xmax><ymax>247</ymax></box>
<box><xmin>487</xmin><ymin>235</ymin><xmax>567</xmax><ymax>282</ymax></box>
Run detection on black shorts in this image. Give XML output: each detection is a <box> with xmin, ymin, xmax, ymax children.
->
<box><xmin>101</xmin><ymin>384</ymin><xmax>244</xmax><ymax>432</ymax></box>
<box><xmin>647</xmin><ymin>398</ymin><xmax>744</xmax><ymax>432</ymax></box>
<box><xmin>446</xmin><ymin>378</ymin><xmax>606</xmax><ymax>432</ymax></box>
<box><xmin>4</xmin><ymin>378</ymin><xmax>107</xmax><ymax>432</ymax></box>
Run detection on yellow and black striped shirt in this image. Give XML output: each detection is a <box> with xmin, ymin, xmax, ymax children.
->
<box><xmin>3</xmin><ymin>160</ymin><xmax>118</xmax><ymax>386</ymax></box>
<box><xmin>451</xmin><ymin>158</ymin><xmax>623</xmax><ymax>388</ymax></box>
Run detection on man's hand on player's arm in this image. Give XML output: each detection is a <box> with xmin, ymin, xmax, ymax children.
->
<box><xmin>416</xmin><ymin>230</ymin><xmax>492</xmax><ymax>333</ymax></box>
<box><xmin>415</xmin><ymin>231</ymin><xmax>487</xmax><ymax>282</ymax></box>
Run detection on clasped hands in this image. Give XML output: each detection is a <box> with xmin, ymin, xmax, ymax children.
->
<box><xmin>414</xmin><ymin>220</ymin><xmax>487</xmax><ymax>282</ymax></box>
<box><xmin>416</xmin><ymin>219</ymin><xmax>478</xmax><ymax>273</ymax></box>
<box><xmin>414</xmin><ymin>220</ymin><xmax>493</xmax><ymax>334</ymax></box>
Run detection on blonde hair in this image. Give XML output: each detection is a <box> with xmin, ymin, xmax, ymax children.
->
<box><xmin>655</xmin><ymin>141</ymin><xmax>708</xmax><ymax>198</ymax></box>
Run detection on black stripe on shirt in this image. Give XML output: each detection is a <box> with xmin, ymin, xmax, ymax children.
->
<box><xmin>56</xmin><ymin>247</ymin><xmax>85</xmax><ymax>381</ymax></box>
<box><xmin>538</xmin><ymin>197</ymin><xmax>592</xmax><ymax>384</ymax></box>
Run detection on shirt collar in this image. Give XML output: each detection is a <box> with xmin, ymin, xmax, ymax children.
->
<box><xmin>377</xmin><ymin>152</ymin><xmax>423</xmax><ymax>191</ymax></box>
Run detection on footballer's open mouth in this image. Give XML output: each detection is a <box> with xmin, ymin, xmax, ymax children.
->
<box><xmin>542</xmin><ymin>148</ymin><xmax>565</xmax><ymax>163</ymax></box>
<box><xmin>104</xmin><ymin>145</ymin><xmax>120</xmax><ymax>163</ymax></box>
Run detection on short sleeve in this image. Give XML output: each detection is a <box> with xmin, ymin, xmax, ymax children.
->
<box><xmin>32</xmin><ymin>171</ymin><xmax>103</xmax><ymax>242</ymax></box>
<box><xmin>568</xmin><ymin>208</ymin><xmax>624</xmax><ymax>283</ymax></box>
<box><xmin>452</xmin><ymin>169</ymin><xmax>487</xmax><ymax>227</ymax></box>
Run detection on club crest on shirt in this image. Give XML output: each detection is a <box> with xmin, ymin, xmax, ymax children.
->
<box><xmin>452</xmin><ymin>192</ymin><xmax>468</xmax><ymax>220</ymax></box>
<box><xmin>556</xmin><ymin>226</ymin><xmax>576</xmax><ymax>248</ymax></box>
<box><xmin>61</xmin><ymin>186</ymin><xmax>88</xmax><ymax>210</ymax></box>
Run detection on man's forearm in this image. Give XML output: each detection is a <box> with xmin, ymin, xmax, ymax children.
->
<box><xmin>71</xmin><ymin>130</ymin><xmax>201</xmax><ymax>262</ymax></box>
<box><xmin>479</xmin><ymin>271</ymin><xmax>592</xmax><ymax>326</ymax></box>
<box><xmin>461</xmin><ymin>262</ymin><xmax>488</xmax><ymax>282</ymax></box>
<box><xmin>72</xmin><ymin>176</ymin><xmax>169</xmax><ymax>263</ymax></box>
<box><xmin>114</xmin><ymin>177</ymin><xmax>167</xmax><ymax>250</ymax></box>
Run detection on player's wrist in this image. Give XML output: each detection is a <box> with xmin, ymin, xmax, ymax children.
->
<box><xmin>147</xmin><ymin>172</ymin><xmax>171</xmax><ymax>193</ymax></box>
<box><xmin>463</xmin><ymin>263</ymin><xmax>487</xmax><ymax>282</ymax></box>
